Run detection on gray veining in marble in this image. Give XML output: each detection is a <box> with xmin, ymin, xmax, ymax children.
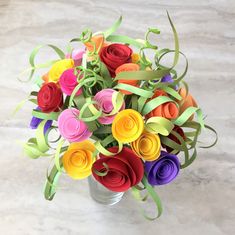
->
<box><xmin>0</xmin><ymin>0</ymin><xmax>235</xmax><ymax>234</ymax></box>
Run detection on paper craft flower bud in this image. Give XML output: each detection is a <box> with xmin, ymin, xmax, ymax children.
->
<box><xmin>100</xmin><ymin>43</ymin><xmax>132</xmax><ymax>77</ymax></box>
<box><xmin>71</xmin><ymin>49</ymin><xmax>85</xmax><ymax>66</ymax></box>
<box><xmin>58</xmin><ymin>108</ymin><xmax>91</xmax><ymax>142</ymax></box>
<box><xmin>84</xmin><ymin>35</ymin><xmax>105</xmax><ymax>52</ymax></box>
<box><xmin>131</xmin><ymin>53</ymin><xmax>140</xmax><ymax>63</ymax></box>
<box><xmin>92</xmin><ymin>146</ymin><xmax>144</xmax><ymax>192</ymax></box>
<box><xmin>37</xmin><ymin>82</ymin><xmax>63</xmax><ymax>113</ymax></box>
<box><xmin>112</xmin><ymin>109</ymin><xmax>144</xmax><ymax>143</ymax></box>
<box><xmin>178</xmin><ymin>88</ymin><xmax>197</xmax><ymax>120</ymax></box>
<box><xmin>59</xmin><ymin>68</ymin><xmax>82</xmax><ymax>96</ymax></box>
<box><xmin>161</xmin><ymin>74</ymin><xmax>178</xmax><ymax>90</ymax></box>
<box><xmin>145</xmin><ymin>151</ymin><xmax>180</xmax><ymax>186</ymax></box>
<box><xmin>115</xmin><ymin>63</ymin><xmax>140</xmax><ymax>95</ymax></box>
<box><xmin>48</xmin><ymin>59</ymin><xmax>74</xmax><ymax>83</ymax></box>
<box><xmin>131</xmin><ymin>131</ymin><xmax>161</xmax><ymax>161</ymax></box>
<box><xmin>63</xmin><ymin>141</ymin><xmax>96</xmax><ymax>179</ymax></box>
<box><xmin>93</xmin><ymin>89</ymin><xmax>125</xmax><ymax>124</ymax></box>
<box><xmin>162</xmin><ymin>125</ymin><xmax>186</xmax><ymax>154</ymax></box>
<box><xmin>147</xmin><ymin>90</ymin><xmax>179</xmax><ymax>120</ymax></box>
<box><xmin>30</xmin><ymin>107</ymin><xmax>52</xmax><ymax>134</ymax></box>
<box><xmin>161</xmin><ymin>74</ymin><xmax>174</xmax><ymax>83</ymax></box>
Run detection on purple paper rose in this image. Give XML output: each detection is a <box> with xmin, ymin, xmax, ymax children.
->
<box><xmin>30</xmin><ymin>107</ymin><xmax>52</xmax><ymax>134</ymax></box>
<box><xmin>93</xmin><ymin>88</ymin><xmax>125</xmax><ymax>124</ymax></box>
<box><xmin>144</xmin><ymin>151</ymin><xmax>180</xmax><ymax>186</ymax></box>
<box><xmin>161</xmin><ymin>74</ymin><xmax>178</xmax><ymax>90</ymax></box>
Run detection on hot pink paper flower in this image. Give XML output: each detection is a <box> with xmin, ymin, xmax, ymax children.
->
<box><xmin>58</xmin><ymin>108</ymin><xmax>91</xmax><ymax>142</ymax></box>
<box><xmin>94</xmin><ymin>89</ymin><xmax>125</xmax><ymax>124</ymax></box>
<box><xmin>59</xmin><ymin>69</ymin><xmax>82</xmax><ymax>96</ymax></box>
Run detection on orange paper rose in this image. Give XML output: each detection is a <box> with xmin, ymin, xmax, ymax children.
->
<box><xmin>115</xmin><ymin>63</ymin><xmax>140</xmax><ymax>95</ymax></box>
<box><xmin>84</xmin><ymin>35</ymin><xmax>106</xmax><ymax>53</ymax></box>
<box><xmin>178</xmin><ymin>88</ymin><xmax>198</xmax><ymax>120</ymax></box>
<box><xmin>147</xmin><ymin>90</ymin><xmax>179</xmax><ymax>120</ymax></box>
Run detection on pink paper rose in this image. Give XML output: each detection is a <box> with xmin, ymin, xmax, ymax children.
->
<box><xmin>58</xmin><ymin>108</ymin><xmax>91</xmax><ymax>142</ymax></box>
<box><xmin>93</xmin><ymin>89</ymin><xmax>125</xmax><ymax>124</ymax></box>
<box><xmin>59</xmin><ymin>69</ymin><xmax>82</xmax><ymax>96</ymax></box>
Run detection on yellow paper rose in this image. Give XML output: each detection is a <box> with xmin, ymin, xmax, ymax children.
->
<box><xmin>131</xmin><ymin>131</ymin><xmax>161</xmax><ymax>161</ymax></box>
<box><xmin>48</xmin><ymin>59</ymin><xmax>74</xmax><ymax>83</ymax></box>
<box><xmin>131</xmin><ymin>53</ymin><xmax>140</xmax><ymax>63</ymax></box>
<box><xmin>62</xmin><ymin>140</ymin><xmax>96</xmax><ymax>179</ymax></box>
<box><xmin>112</xmin><ymin>109</ymin><xmax>144</xmax><ymax>143</ymax></box>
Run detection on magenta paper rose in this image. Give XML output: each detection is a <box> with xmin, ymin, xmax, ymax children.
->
<box><xmin>58</xmin><ymin>108</ymin><xmax>91</xmax><ymax>142</ymax></box>
<box><xmin>59</xmin><ymin>69</ymin><xmax>82</xmax><ymax>96</ymax></box>
<box><xmin>93</xmin><ymin>89</ymin><xmax>125</xmax><ymax>124</ymax></box>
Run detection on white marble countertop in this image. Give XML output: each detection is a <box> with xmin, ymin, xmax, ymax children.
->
<box><xmin>0</xmin><ymin>0</ymin><xmax>234</xmax><ymax>234</ymax></box>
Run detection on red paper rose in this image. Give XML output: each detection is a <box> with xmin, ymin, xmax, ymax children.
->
<box><xmin>92</xmin><ymin>146</ymin><xmax>144</xmax><ymax>192</ymax></box>
<box><xmin>163</xmin><ymin>125</ymin><xmax>186</xmax><ymax>154</ymax></box>
<box><xmin>37</xmin><ymin>82</ymin><xmax>63</xmax><ymax>113</ymax></box>
<box><xmin>100</xmin><ymin>43</ymin><xmax>133</xmax><ymax>77</ymax></box>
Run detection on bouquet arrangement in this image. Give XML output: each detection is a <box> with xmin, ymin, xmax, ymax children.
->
<box><xmin>20</xmin><ymin>13</ymin><xmax>217</xmax><ymax>219</ymax></box>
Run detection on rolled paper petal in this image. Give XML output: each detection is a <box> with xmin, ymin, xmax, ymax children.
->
<box><xmin>131</xmin><ymin>53</ymin><xmax>140</xmax><ymax>63</ymax></box>
<box><xmin>30</xmin><ymin>116</ymin><xmax>52</xmax><ymax>134</ymax></box>
<box><xmin>30</xmin><ymin>106</ymin><xmax>42</xmax><ymax>129</ymax></box>
<box><xmin>115</xmin><ymin>63</ymin><xmax>140</xmax><ymax>95</ymax></box>
<box><xmin>37</xmin><ymin>82</ymin><xmax>63</xmax><ymax>113</ymax></box>
<box><xmin>112</xmin><ymin>109</ymin><xmax>144</xmax><ymax>143</ymax></box>
<box><xmin>58</xmin><ymin>108</ymin><xmax>91</xmax><ymax>142</ymax></box>
<box><xmin>145</xmin><ymin>151</ymin><xmax>180</xmax><ymax>186</ymax></box>
<box><xmin>59</xmin><ymin>68</ymin><xmax>82</xmax><ymax>96</ymax></box>
<box><xmin>147</xmin><ymin>89</ymin><xmax>179</xmax><ymax>120</ymax></box>
<box><xmin>48</xmin><ymin>59</ymin><xmax>74</xmax><ymax>83</ymax></box>
<box><xmin>42</xmin><ymin>72</ymin><xmax>49</xmax><ymax>83</ymax></box>
<box><xmin>92</xmin><ymin>146</ymin><xmax>144</xmax><ymax>192</ymax></box>
<box><xmin>131</xmin><ymin>131</ymin><xmax>161</xmax><ymax>161</ymax></box>
<box><xmin>100</xmin><ymin>43</ymin><xmax>133</xmax><ymax>77</ymax></box>
<box><xmin>178</xmin><ymin>88</ymin><xmax>198</xmax><ymax>120</ymax></box>
<box><xmin>71</xmin><ymin>49</ymin><xmax>85</xmax><ymax>66</ymax></box>
<box><xmin>63</xmin><ymin>141</ymin><xmax>96</xmax><ymax>179</ymax></box>
<box><xmin>84</xmin><ymin>35</ymin><xmax>105</xmax><ymax>53</ymax></box>
<box><xmin>161</xmin><ymin>74</ymin><xmax>178</xmax><ymax>90</ymax></box>
<box><xmin>161</xmin><ymin>74</ymin><xmax>173</xmax><ymax>83</ymax></box>
<box><xmin>163</xmin><ymin>125</ymin><xmax>186</xmax><ymax>153</ymax></box>
<box><xmin>93</xmin><ymin>88</ymin><xmax>125</xmax><ymax>124</ymax></box>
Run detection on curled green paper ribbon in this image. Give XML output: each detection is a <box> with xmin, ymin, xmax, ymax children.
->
<box><xmin>94</xmin><ymin>135</ymin><xmax>123</xmax><ymax>156</ymax></box>
<box><xmin>131</xmin><ymin>186</ymin><xmax>148</xmax><ymax>202</ymax></box>
<box><xmin>142</xmin><ymin>96</ymin><xmax>178</xmax><ymax>116</ymax></box>
<box><xmin>145</xmin><ymin>117</ymin><xmax>174</xmax><ymax>136</ymax></box>
<box><xmin>18</xmin><ymin>44</ymin><xmax>65</xmax><ymax>82</ymax></box>
<box><xmin>23</xmin><ymin>120</ymin><xmax>50</xmax><ymax>159</ymax></box>
<box><xmin>141</xmin><ymin>175</ymin><xmax>163</xmax><ymax>220</ymax></box>
<box><xmin>114</xmin><ymin>83</ymin><xmax>154</xmax><ymax>98</ymax></box>
<box><xmin>103</xmin><ymin>16</ymin><xmax>123</xmax><ymax>38</ymax></box>
<box><xmin>32</xmin><ymin>109</ymin><xmax>60</xmax><ymax>121</ymax></box>
<box><xmin>44</xmin><ymin>159</ymin><xmax>63</xmax><ymax>200</ymax></box>
<box><xmin>173</xmin><ymin>106</ymin><xmax>205</xmax><ymax>129</ymax></box>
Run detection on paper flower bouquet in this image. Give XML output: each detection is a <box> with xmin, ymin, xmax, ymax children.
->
<box><xmin>20</xmin><ymin>13</ymin><xmax>217</xmax><ymax>219</ymax></box>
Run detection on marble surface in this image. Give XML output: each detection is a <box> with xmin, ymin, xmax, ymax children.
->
<box><xmin>0</xmin><ymin>0</ymin><xmax>235</xmax><ymax>234</ymax></box>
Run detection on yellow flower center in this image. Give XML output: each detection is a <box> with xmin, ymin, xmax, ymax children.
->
<box><xmin>62</xmin><ymin>141</ymin><xmax>96</xmax><ymax>179</ymax></box>
<box><xmin>130</xmin><ymin>131</ymin><xmax>161</xmax><ymax>161</ymax></box>
<box><xmin>112</xmin><ymin>109</ymin><xmax>144</xmax><ymax>143</ymax></box>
